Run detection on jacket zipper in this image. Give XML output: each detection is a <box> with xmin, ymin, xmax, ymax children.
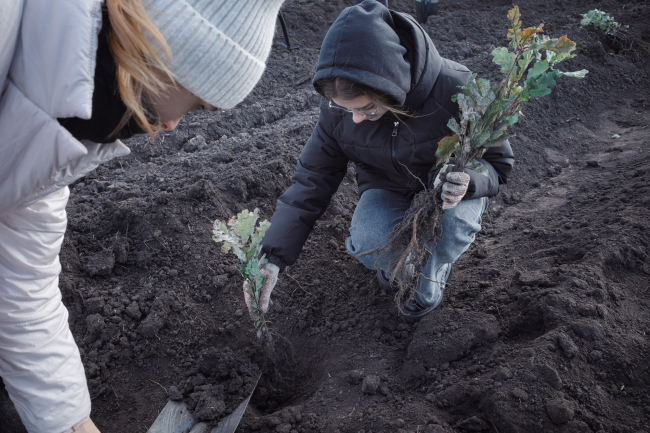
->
<box><xmin>391</xmin><ymin>121</ymin><xmax>403</xmax><ymax>176</ymax></box>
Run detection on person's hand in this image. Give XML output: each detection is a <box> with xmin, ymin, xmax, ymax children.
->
<box><xmin>64</xmin><ymin>418</ymin><xmax>100</xmax><ymax>433</ymax></box>
<box><xmin>440</xmin><ymin>171</ymin><xmax>470</xmax><ymax>210</ymax></box>
<box><xmin>242</xmin><ymin>263</ymin><xmax>279</xmax><ymax>319</ymax></box>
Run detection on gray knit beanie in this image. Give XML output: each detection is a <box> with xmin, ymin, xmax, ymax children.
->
<box><xmin>145</xmin><ymin>0</ymin><xmax>285</xmax><ymax>109</ymax></box>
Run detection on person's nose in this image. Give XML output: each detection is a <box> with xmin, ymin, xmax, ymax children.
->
<box><xmin>352</xmin><ymin>112</ymin><xmax>366</xmax><ymax>124</ymax></box>
<box><xmin>161</xmin><ymin>117</ymin><xmax>182</xmax><ymax>131</ymax></box>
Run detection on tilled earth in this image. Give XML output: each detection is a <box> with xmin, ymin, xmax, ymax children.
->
<box><xmin>2</xmin><ymin>0</ymin><xmax>650</xmax><ymax>432</ymax></box>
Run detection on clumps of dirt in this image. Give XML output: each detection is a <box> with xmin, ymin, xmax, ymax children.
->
<box><xmin>168</xmin><ymin>346</ymin><xmax>260</xmax><ymax>423</ymax></box>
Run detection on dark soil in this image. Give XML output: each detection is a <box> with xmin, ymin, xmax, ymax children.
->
<box><xmin>2</xmin><ymin>0</ymin><xmax>650</xmax><ymax>432</ymax></box>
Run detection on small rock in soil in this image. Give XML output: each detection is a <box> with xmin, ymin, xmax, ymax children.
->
<box><xmin>125</xmin><ymin>302</ymin><xmax>142</xmax><ymax>320</ymax></box>
<box><xmin>545</xmin><ymin>398</ymin><xmax>574</xmax><ymax>424</ymax></box>
<box><xmin>536</xmin><ymin>364</ymin><xmax>563</xmax><ymax>390</ymax></box>
<box><xmin>473</xmin><ymin>247</ymin><xmax>489</xmax><ymax>258</ymax></box>
<box><xmin>571</xmin><ymin>321</ymin><xmax>605</xmax><ymax>341</ymax></box>
<box><xmin>86</xmin><ymin>314</ymin><xmax>105</xmax><ymax>335</ymax></box>
<box><xmin>400</xmin><ymin>359</ymin><xmax>426</xmax><ymax>381</ymax></box>
<box><xmin>265</xmin><ymin>416</ymin><xmax>281</xmax><ymax>427</ymax></box>
<box><xmin>425</xmin><ymin>426</ymin><xmax>451</xmax><ymax>433</ymax></box>
<box><xmin>168</xmin><ymin>386</ymin><xmax>183</xmax><ymax>401</ymax></box>
<box><xmin>571</xmin><ymin>279</ymin><xmax>589</xmax><ymax>290</ymax></box>
<box><xmin>362</xmin><ymin>375</ymin><xmax>380</xmax><ymax>394</ymax></box>
<box><xmin>86</xmin><ymin>297</ymin><xmax>105</xmax><ymax>314</ymax></box>
<box><xmin>510</xmin><ymin>388</ymin><xmax>529</xmax><ymax>401</ymax></box>
<box><xmin>589</xmin><ymin>350</ymin><xmax>603</xmax><ymax>363</ymax></box>
<box><xmin>193</xmin><ymin>394</ymin><xmax>225</xmax><ymax>420</ymax></box>
<box><xmin>557</xmin><ymin>332</ymin><xmax>579</xmax><ymax>358</ymax></box>
<box><xmin>347</xmin><ymin>370</ymin><xmax>363</xmax><ymax>385</ymax></box>
<box><xmin>280</xmin><ymin>406</ymin><xmax>302</xmax><ymax>424</ymax></box>
<box><xmin>85</xmin><ymin>249</ymin><xmax>115</xmax><ymax>276</ymax></box>
<box><xmin>591</xmin><ymin>288</ymin><xmax>607</xmax><ymax>303</ymax></box>
<box><xmin>586</xmin><ymin>160</ymin><xmax>599</xmax><ymax>167</ymax></box>
<box><xmin>493</xmin><ymin>366</ymin><xmax>512</xmax><ymax>381</ymax></box>
<box><xmin>211</xmin><ymin>152</ymin><xmax>233</xmax><ymax>163</ymax></box>
<box><xmin>111</xmin><ymin>236</ymin><xmax>129</xmax><ymax>263</ymax></box>
<box><xmin>456</xmin><ymin>416</ymin><xmax>490</xmax><ymax>431</ymax></box>
<box><xmin>183</xmin><ymin>136</ymin><xmax>206</xmax><ymax>153</ymax></box>
<box><xmin>275</xmin><ymin>423</ymin><xmax>292</xmax><ymax>433</ymax></box>
<box><xmin>559</xmin><ymin>420</ymin><xmax>592</xmax><ymax>433</ymax></box>
<box><xmin>212</xmin><ymin>274</ymin><xmax>228</xmax><ymax>288</ymax></box>
<box><xmin>139</xmin><ymin>297</ymin><xmax>169</xmax><ymax>338</ymax></box>
<box><xmin>407</xmin><ymin>309</ymin><xmax>499</xmax><ymax>367</ymax></box>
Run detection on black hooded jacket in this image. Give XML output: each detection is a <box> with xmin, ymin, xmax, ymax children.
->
<box><xmin>261</xmin><ymin>1</ymin><xmax>514</xmax><ymax>270</ymax></box>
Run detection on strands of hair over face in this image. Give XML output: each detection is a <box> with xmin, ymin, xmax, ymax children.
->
<box><xmin>314</xmin><ymin>77</ymin><xmax>411</xmax><ymax>119</ymax></box>
<box><xmin>105</xmin><ymin>0</ymin><xmax>174</xmax><ymax>137</ymax></box>
<box><xmin>315</xmin><ymin>76</ymin><xmax>420</xmax><ymax>168</ymax></box>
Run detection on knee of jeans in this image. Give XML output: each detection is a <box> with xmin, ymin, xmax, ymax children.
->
<box><xmin>346</xmin><ymin>227</ymin><xmax>388</xmax><ymax>258</ymax></box>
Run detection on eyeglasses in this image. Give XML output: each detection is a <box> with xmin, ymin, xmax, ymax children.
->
<box><xmin>328</xmin><ymin>100</ymin><xmax>379</xmax><ymax>117</ymax></box>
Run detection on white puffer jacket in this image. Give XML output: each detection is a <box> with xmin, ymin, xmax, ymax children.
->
<box><xmin>0</xmin><ymin>0</ymin><xmax>130</xmax><ymax>216</ymax></box>
<box><xmin>0</xmin><ymin>0</ymin><xmax>128</xmax><ymax>432</ymax></box>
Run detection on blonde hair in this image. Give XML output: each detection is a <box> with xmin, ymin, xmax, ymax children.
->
<box><xmin>105</xmin><ymin>0</ymin><xmax>174</xmax><ymax>137</ymax></box>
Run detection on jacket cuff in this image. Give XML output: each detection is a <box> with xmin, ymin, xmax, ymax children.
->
<box><xmin>463</xmin><ymin>164</ymin><xmax>499</xmax><ymax>200</ymax></box>
<box><xmin>264</xmin><ymin>253</ymin><xmax>287</xmax><ymax>272</ymax></box>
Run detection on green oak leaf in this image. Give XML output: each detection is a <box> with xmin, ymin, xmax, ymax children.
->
<box><xmin>492</xmin><ymin>47</ymin><xmax>516</xmax><ymax>74</ymax></box>
<box><xmin>436</xmin><ymin>135</ymin><xmax>460</xmax><ymax>165</ymax></box>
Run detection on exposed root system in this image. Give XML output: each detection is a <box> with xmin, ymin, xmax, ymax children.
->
<box><xmin>358</xmin><ymin>184</ymin><xmax>444</xmax><ymax>308</ymax></box>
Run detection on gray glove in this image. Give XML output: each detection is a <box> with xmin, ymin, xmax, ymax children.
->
<box><xmin>242</xmin><ymin>263</ymin><xmax>279</xmax><ymax>318</ymax></box>
<box><xmin>434</xmin><ymin>169</ymin><xmax>470</xmax><ymax>210</ymax></box>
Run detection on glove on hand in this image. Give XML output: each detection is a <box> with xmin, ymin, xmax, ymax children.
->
<box><xmin>242</xmin><ymin>263</ymin><xmax>279</xmax><ymax>319</ymax></box>
<box><xmin>438</xmin><ymin>171</ymin><xmax>470</xmax><ymax>210</ymax></box>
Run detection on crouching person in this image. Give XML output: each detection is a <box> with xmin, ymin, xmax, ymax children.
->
<box><xmin>242</xmin><ymin>1</ymin><xmax>514</xmax><ymax>324</ymax></box>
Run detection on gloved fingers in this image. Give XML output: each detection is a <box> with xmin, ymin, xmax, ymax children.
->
<box><xmin>446</xmin><ymin>171</ymin><xmax>470</xmax><ymax>186</ymax></box>
<box><xmin>442</xmin><ymin>181</ymin><xmax>468</xmax><ymax>197</ymax></box>
<box><xmin>258</xmin><ymin>264</ymin><xmax>279</xmax><ymax>314</ymax></box>
<box><xmin>441</xmin><ymin>190</ymin><xmax>464</xmax><ymax>209</ymax></box>
<box><xmin>242</xmin><ymin>281</ymin><xmax>260</xmax><ymax>320</ymax></box>
<box><xmin>441</xmin><ymin>172</ymin><xmax>470</xmax><ymax>210</ymax></box>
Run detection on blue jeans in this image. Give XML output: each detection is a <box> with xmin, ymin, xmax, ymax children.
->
<box><xmin>345</xmin><ymin>189</ymin><xmax>488</xmax><ymax>306</ymax></box>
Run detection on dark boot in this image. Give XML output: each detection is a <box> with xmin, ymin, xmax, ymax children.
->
<box><xmin>414</xmin><ymin>0</ymin><xmax>439</xmax><ymax>25</ymax></box>
<box><xmin>376</xmin><ymin>269</ymin><xmax>392</xmax><ymax>291</ymax></box>
<box><xmin>399</xmin><ymin>264</ymin><xmax>453</xmax><ymax>322</ymax></box>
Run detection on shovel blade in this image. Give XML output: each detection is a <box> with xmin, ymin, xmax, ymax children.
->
<box><xmin>147</xmin><ymin>401</ymin><xmax>195</xmax><ymax>433</ymax></box>
<box><xmin>209</xmin><ymin>390</ymin><xmax>254</xmax><ymax>433</ymax></box>
<box><xmin>147</xmin><ymin>374</ymin><xmax>260</xmax><ymax>433</ymax></box>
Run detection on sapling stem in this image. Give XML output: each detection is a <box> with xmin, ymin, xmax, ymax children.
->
<box><xmin>212</xmin><ymin>209</ymin><xmax>272</xmax><ymax>340</ymax></box>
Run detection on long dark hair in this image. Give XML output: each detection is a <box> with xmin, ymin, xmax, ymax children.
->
<box><xmin>314</xmin><ymin>77</ymin><xmax>410</xmax><ymax>117</ymax></box>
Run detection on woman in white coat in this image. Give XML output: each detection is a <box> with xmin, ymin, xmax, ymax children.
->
<box><xmin>0</xmin><ymin>0</ymin><xmax>284</xmax><ymax>432</ymax></box>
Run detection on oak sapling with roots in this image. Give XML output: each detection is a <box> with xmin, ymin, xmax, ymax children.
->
<box><xmin>212</xmin><ymin>208</ymin><xmax>271</xmax><ymax>340</ymax></box>
<box><xmin>362</xmin><ymin>6</ymin><xmax>588</xmax><ymax>307</ymax></box>
<box><xmin>580</xmin><ymin>9</ymin><xmax>649</xmax><ymax>57</ymax></box>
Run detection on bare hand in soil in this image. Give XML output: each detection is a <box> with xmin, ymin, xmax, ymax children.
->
<box><xmin>243</xmin><ymin>263</ymin><xmax>279</xmax><ymax>319</ymax></box>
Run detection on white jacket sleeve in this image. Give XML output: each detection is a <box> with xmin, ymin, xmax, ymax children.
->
<box><xmin>0</xmin><ymin>187</ymin><xmax>91</xmax><ymax>433</ymax></box>
<box><xmin>0</xmin><ymin>0</ymin><xmax>24</xmax><ymax>96</ymax></box>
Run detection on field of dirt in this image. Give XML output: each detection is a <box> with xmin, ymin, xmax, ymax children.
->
<box><xmin>2</xmin><ymin>0</ymin><xmax>650</xmax><ymax>432</ymax></box>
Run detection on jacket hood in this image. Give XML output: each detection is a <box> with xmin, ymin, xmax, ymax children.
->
<box><xmin>312</xmin><ymin>0</ymin><xmax>442</xmax><ymax>111</ymax></box>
